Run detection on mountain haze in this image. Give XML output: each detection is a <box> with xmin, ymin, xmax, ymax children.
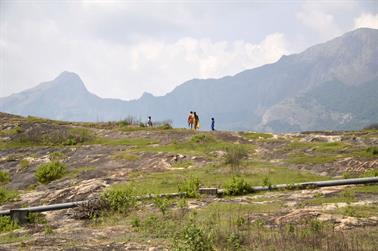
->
<box><xmin>1</xmin><ymin>28</ymin><xmax>377</xmax><ymax>132</ymax></box>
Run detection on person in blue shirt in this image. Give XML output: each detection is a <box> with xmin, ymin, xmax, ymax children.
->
<box><xmin>211</xmin><ymin>117</ymin><xmax>215</xmax><ymax>131</ymax></box>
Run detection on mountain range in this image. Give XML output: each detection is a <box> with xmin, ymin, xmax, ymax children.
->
<box><xmin>1</xmin><ymin>28</ymin><xmax>377</xmax><ymax>132</ymax></box>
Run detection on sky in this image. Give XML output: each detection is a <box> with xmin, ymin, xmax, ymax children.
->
<box><xmin>0</xmin><ymin>0</ymin><xmax>377</xmax><ymax>100</ymax></box>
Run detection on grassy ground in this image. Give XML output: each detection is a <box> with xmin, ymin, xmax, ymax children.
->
<box><xmin>1</xmin><ymin>113</ymin><xmax>377</xmax><ymax>250</ymax></box>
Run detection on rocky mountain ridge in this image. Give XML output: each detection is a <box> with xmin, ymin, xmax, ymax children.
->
<box><xmin>1</xmin><ymin>28</ymin><xmax>377</xmax><ymax>132</ymax></box>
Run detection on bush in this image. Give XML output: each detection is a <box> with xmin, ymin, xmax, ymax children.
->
<box><xmin>101</xmin><ymin>185</ymin><xmax>136</xmax><ymax>213</ymax></box>
<box><xmin>178</xmin><ymin>176</ymin><xmax>200</xmax><ymax>198</ymax></box>
<box><xmin>64</xmin><ymin>128</ymin><xmax>94</xmax><ymax>145</ymax></box>
<box><xmin>19</xmin><ymin>159</ymin><xmax>30</xmax><ymax>170</ymax></box>
<box><xmin>366</xmin><ymin>147</ymin><xmax>378</xmax><ymax>156</ymax></box>
<box><xmin>224</xmin><ymin>176</ymin><xmax>253</xmax><ymax>196</ymax></box>
<box><xmin>224</xmin><ymin>145</ymin><xmax>248</xmax><ymax>172</ymax></box>
<box><xmin>173</xmin><ymin>220</ymin><xmax>214</xmax><ymax>251</ymax></box>
<box><xmin>363</xmin><ymin>169</ymin><xmax>378</xmax><ymax>177</ymax></box>
<box><xmin>0</xmin><ymin>171</ymin><xmax>11</xmax><ymax>184</ymax></box>
<box><xmin>35</xmin><ymin>161</ymin><xmax>67</xmax><ymax>184</ymax></box>
<box><xmin>153</xmin><ymin>197</ymin><xmax>171</xmax><ymax>215</ymax></box>
<box><xmin>262</xmin><ymin>177</ymin><xmax>272</xmax><ymax>190</ymax></box>
<box><xmin>0</xmin><ymin>216</ymin><xmax>18</xmax><ymax>233</ymax></box>
<box><xmin>0</xmin><ymin>187</ymin><xmax>19</xmax><ymax>205</ymax></box>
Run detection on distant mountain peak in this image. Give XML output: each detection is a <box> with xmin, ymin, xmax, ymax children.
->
<box><xmin>52</xmin><ymin>71</ymin><xmax>87</xmax><ymax>92</ymax></box>
<box><xmin>141</xmin><ymin>92</ymin><xmax>154</xmax><ymax>98</ymax></box>
<box><xmin>0</xmin><ymin>28</ymin><xmax>377</xmax><ymax>131</ymax></box>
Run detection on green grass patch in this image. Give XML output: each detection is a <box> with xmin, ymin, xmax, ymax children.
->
<box><xmin>171</xmin><ymin>160</ymin><xmax>193</xmax><ymax>169</ymax></box>
<box><xmin>301</xmin><ymin>190</ymin><xmax>356</xmax><ymax>206</ymax></box>
<box><xmin>0</xmin><ymin>126</ymin><xmax>22</xmax><ymax>136</ymax></box>
<box><xmin>122</xmin><ymin>161</ymin><xmax>326</xmax><ymax>195</ymax></box>
<box><xmin>344</xmin><ymin>184</ymin><xmax>378</xmax><ymax>194</ymax></box>
<box><xmin>137</xmin><ymin>135</ymin><xmax>255</xmax><ymax>157</ymax></box>
<box><xmin>101</xmin><ymin>184</ymin><xmax>136</xmax><ymax>213</ymax></box>
<box><xmin>224</xmin><ymin>176</ymin><xmax>253</xmax><ymax>196</ymax></box>
<box><xmin>65</xmin><ymin>166</ymin><xmax>96</xmax><ymax>179</ymax></box>
<box><xmin>94</xmin><ymin>137</ymin><xmax>157</xmax><ymax>147</ymax></box>
<box><xmin>0</xmin><ymin>216</ymin><xmax>18</xmax><ymax>233</ymax></box>
<box><xmin>335</xmin><ymin>205</ymin><xmax>378</xmax><ymax>218</ymax></box>
<box><xmin>112</xmin><ymin>152</ymin><xmax>140</xmax><ymax>161</ymax></box>
<box><xmin>35</xmin><ymin>161</ymin><xmax>67</xmax><ymax>184</ymax></box>
<box><xmin>287</xmin><ymin>153</ymin><xmax>340</xmax><ymax>164</ymax></box>
<box><xmin>48</xmin><ymin>151</ymin><xmax>65</xmax><ymax>161</ymax></box>
<box><xmin>19</xmin><ymin>158</ymin><xmax>30</xmax><ymax>170</ymax></box>
<box><xmin>241</xmin><ymin>132</ymin><xmax>273</xmax><ymax>140</ymax></box>
<box><xmin>0</xmin><ymin>171</ymin><xmax>11</xmax><ymax>184</ymax></box>
<box><xmin>0</xmin><ymin>187</ymin><xmax>19</xmax><ymax>205</ymax></box>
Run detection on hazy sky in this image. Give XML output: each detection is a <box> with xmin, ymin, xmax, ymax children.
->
<box><xmin>0</xmin><ymin>0</ymin><xmax>377</xmax><ymax>100</ymax></box>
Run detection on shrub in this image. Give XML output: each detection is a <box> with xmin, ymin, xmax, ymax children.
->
<box><xmin>27</xmin><ymin>212</ymin><xmax>47</xmax><ymax>224</ymax></box>
<box><xmin>153</xmin><ymin>197</ymin><xmax>171</xmax><ymax>216</ymax></box>
<box><xmin>48</xmin><ymin>152</ymin><xmax>65</xmax><ymax>161</ymax></box>
<box><xmin>224</xmin><ymin>176</ymin><xmax>253</xmax><ymax>196</ymax></box>
<box><xmin>178</xmin><ymin>176</ymin><xmax>200</xmax><ymax>198</ymax></box>
<box><xmin>101</xmin><ymin>185</ymin><xmax>136</xmax><ymax>213</ymax></box>
<box><xmin>0</xmin><ymin>171</ymin><xmax>11</xmax><ymax>184</ymax></box>
<box><xmin>224</xmin><ymin>145</ymin><xmax>248</xmax><ymax>172</ymax></box>
<box><xmin>173</xmin><ymin>221</ymin><xmax>214</xmax><ymax>251</ymax></box>
<box><xmin>363</xmin><ymin>169</ymin><xmax>378</xmax><ymax>177</ymax></box>
<box><xmin>0</xmin><ymin>187</ymin><xmax>19</xmax><ymax>205</ymax></box>
<box><xmin>227</xmin><ymin>232</ymin><xmax>243</xmax><ymax>250</ymax></box>
<box><xmin>262</xmin><ymin>177</ymin><xmax>272</xmax><ymax>190</ymax></box>
<box><xmin>64</xmin><ymin>128</ymin><xmax>94</xmax><ymax>145</ymax></box>
<box><xmin>0</xmin><ymin>216</ymin><xmax>18</xmax><ymax>233</ymax></box>
<box><xmin>35</xmin><ymin>161</ymin><xmax>67</xmax><ymax>184</ymax></box>
<box><xmin>131</xmin><ymin>217</ymin><xmax>141</xmax><ymax>228</ymax></box>
<box><xmin>19</xmin><ymin>159</ymin><xmax>30</xmax><ymax>170</ymax></box>
<box><xmin>366</xmin><ymin>147</ymin><xmax>378</xmax><ymax>156</ymax></box>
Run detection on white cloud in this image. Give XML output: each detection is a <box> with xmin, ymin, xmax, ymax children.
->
<box><xmin>0</xmin><ymin>2</ymin><xmax>289</xmax><ymax>100</ymax></box>
<box><xmin>354</xmin><ymin>13</ymin><xmax>378</xmax><ymax>29</ymax></box>
<box><xmin>296</xmin><ymin>2</ymin><xmax>342</xmax><ymax>39</ymax></box>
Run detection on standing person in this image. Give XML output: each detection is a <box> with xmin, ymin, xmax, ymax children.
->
<box><xmin>194</xmin><ymin>112</ymin><xmax>199</xmax><ymax>130</ymax></box>
<box><xmin>211</xmin><ymin>117</ymin><xmax>215</xmax><ymax>131</ymax></box>
<box><xmin>147</xmin><ymin>116</ymin><xmax>153</xmax><ymax>127</ymax></box>
<box><xmin>187</xmin><ymin>111</ymin><xmax>194</xmax><ymax>129</ymax></box>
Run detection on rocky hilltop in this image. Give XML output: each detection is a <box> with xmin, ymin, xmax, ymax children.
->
<box><xmin>0</xmin><ymin>112</ymin><xmax>377</xmax><ymax>250</ymax></box>
<box><xmin>1</xmin><ymin>28</ymin><xmax>377</xmax><ymax>132</ymax></box>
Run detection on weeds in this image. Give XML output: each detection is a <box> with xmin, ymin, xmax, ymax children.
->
<box><xmin>262</xmin><ymin>177</ymin><xmax>272</xmax><ymax>190</ymax></box>
<box><xmin>35</xmin><ymin>161</ymin><xmax>67</xmax><ymax>184</ymax></box>
<box><xmin>0</xmin><ymin>171</ymin><xmax>11</xmax><ymax>184</ymax></box>
<box><xmin>27</xmin><ymin>212</ymin><xmax>47</xmax><ymax>224</ymax></box>
<box><xmin>178</xmin><ymin>176</ymin><xmax>200</xmax><ymax>198</ymax></box>
<box><xmin>173</xmin><ymin>220</ymin><xmax>214</xmax><ymax>251</ymax></box>
<box><xmin>0</xmin><ymin>187</ymin><xmax>19</xmax><ymax>205</ymax></box>
<box><xmin>224</xmin><ymin>176</ymin><xmax>253</xmax><ymax>196</ymax></box>
<box><xmin>224</xmin><ymin>144</ymin><xmax>248</xmax><ymax>174</ymax></box>
<box><xmin>0</xmin><ymin>216</ymin><xmax>18</xmax><ymax>233</ymax></box>
<box><xmin>366</xmin><ymin>146</ymin><xmax>378</xmax><ymax>156</ymax></box>
<box><xmin>19</xmin><ymin>159</ymin><xmax>30</xmax><ymax>170</ymax></box>
<box><xmin>101</xmin><ymin>185</ymin><xmax>136</xmax><ymax>213</ymax></box>
<box><xmin>191</xmin><ymin>134</ymin><xmax>216</xmax><ymax>144</ymax></box>
<box><xmin>153</xmin><ymin>197</ymin><xmax>171</xmax><ymax>216</ymax></box>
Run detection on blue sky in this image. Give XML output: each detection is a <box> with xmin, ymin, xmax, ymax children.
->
<box><xmin>0</xmin><ymin>0</ymin><xmax>377</xmax><ymax>100</ymax></box>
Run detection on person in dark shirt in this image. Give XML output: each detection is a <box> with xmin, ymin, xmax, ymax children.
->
<box><xmin>147</xmin><ymin>116</ymin><xmax>153</xmax><ymax>127</ymax></box>
<box><xmin>211</xmin><ymin>117</ymin><xmax>215</xmax><ymax>131</ymax></box>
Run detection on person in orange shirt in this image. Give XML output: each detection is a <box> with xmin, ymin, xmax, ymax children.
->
<box><xmin>187</xmin><ymin>111</ymin><xmax>194</xmax><ymax>129</ymax></box>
